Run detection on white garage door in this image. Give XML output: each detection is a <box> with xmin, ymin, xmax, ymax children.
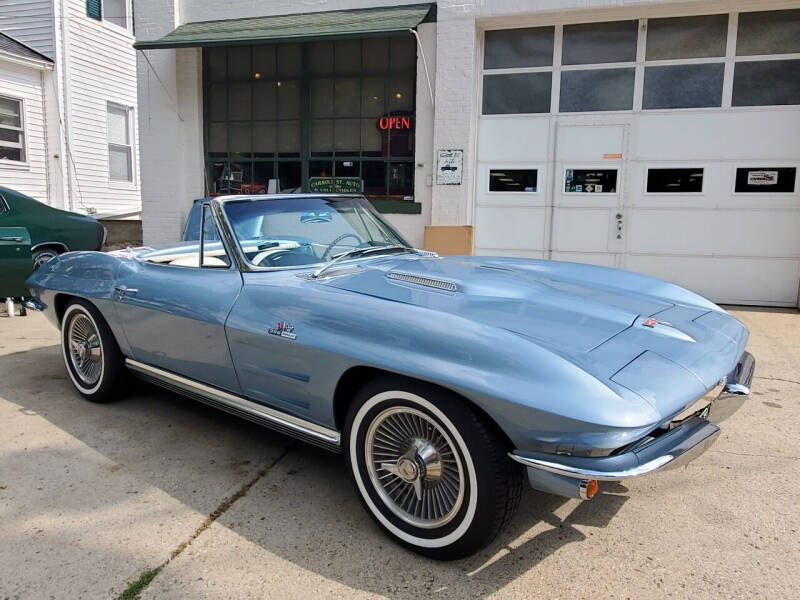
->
<box><xmin>475</xmin><ymin>7</ymin><xmax>800</xmax><ymax>306</ymax></box>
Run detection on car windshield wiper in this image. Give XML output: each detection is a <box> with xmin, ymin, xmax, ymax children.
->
<box><xmin>311</xmin><ymin>244</ymin><xmax>413</xmax><ymax>279</ymax></box>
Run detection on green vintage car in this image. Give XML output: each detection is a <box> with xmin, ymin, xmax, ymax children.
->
<box><xmin>0</xmin><ymin>186</ymin><xmax>105</xmax><ymax>299</ymax></box>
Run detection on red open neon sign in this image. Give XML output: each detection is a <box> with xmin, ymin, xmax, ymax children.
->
<box><xmin>378</xmin><ymin>116</ymin><xmax>412</xmax><ymax>130</ymax></box>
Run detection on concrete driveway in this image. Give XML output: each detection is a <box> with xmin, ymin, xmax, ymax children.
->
<box><xmin>1</xmin><ymin>308</ymin><xmax>798</xmax><ymax>599</ymax></box>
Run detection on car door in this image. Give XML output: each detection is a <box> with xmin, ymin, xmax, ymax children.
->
<box><xmin>113</xmin><ymin>204</ymin><xmax>244</xmax><ymax>393</ymax></box>
<box><xmin>0</xmin><ymin>226</ymin><xmax>32</xmax><ymax>298</ymax></box>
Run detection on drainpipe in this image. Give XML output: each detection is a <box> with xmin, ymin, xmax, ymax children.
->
<box><xmin>58</xmin><ymin>0</ymin><xmax>75</xmax><ymax>212</ymax></box>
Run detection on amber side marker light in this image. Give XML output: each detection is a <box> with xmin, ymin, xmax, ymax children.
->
<box><xmin>580</xmin><ymin>479</ymin><xmax>599</xmax><ymax>500</ymax></box>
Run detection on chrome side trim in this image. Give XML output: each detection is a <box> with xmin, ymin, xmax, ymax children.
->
<box><xmin>125</xmin><ymin>359</ymin><xmax>341</xmax><ymax>450</ymax></box>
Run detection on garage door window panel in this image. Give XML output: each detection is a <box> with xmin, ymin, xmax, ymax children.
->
<box><xmin>734</xmin><ymin>10</ymin><xmax>800</xmax><ymax>107</ymax></box>
<box><xmin>484</xmin><ymin>27</ymin><xmax>554</xmax><ymax>69</ymax></box>
<box><xmin>0</xmin><ymin>96</ymin><xmax>25</xmax><ymax>163</ymax></box>
<box><xmin>734</xmin><ymin>167</ymin><xmax>797</xmax><ymax>194</ymax></box>
<box><xmin>643</xmin><ymin>64</ymin><xmax>724</xmax><ymax>109</ymax></box>
<box><xmin>562</xmin><ymin>21</ymin><xmax>638</xmax><ymax>65</ymax></box>
<box><xmin>564</xmin><ymin>169</ymin><xmax>618</xmax><ymax>194</ymax></box>
<box><xmin>732</xmin><ymin>60</ymin><xmax>800</xmax><ymax>107</ymax></box>
<box><xmin>483</xmin><ymin>72</ymin><xmax>552</xmax><ymax>114</ymax></box>
<box><xmin>560</xmin><ymin>68</ymin><xmax>634</xmax><ymax>113</ymax></box>
<box><xmin>645</xmin><ymin>15</ymin><xmax>728</xmax><ymax>60</ymax></box>
<box><xmin>489</xmin><ymin>169</ymin><xmax>538</xmax><ymax>193</ymax></box>
<box><xmin>646</xmin><ymin>168</ymin><xmax>704</xmax><ymax>194</ymax></box>
<box><xmin>736</xmin><ymin>10</ymin><xmax>800</xmax><ymax>56</ymax></box>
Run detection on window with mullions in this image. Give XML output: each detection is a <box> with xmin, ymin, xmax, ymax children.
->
<box><xmin>203</xmin><ymin>36</ymin><xmax>416</xmax><ymax>201</ymax></box>
<box><xmin>733</xmin><ymin>9</ymin><xmax>800</xmax><ymax>107</ymax></box>
<box><xmin>643</xmin><ymin>14</ymin><xmax>727</xmax><ymax>109</ymax></box>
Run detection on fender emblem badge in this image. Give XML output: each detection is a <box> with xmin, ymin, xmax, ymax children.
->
<box><xmin>268</xmin><ymin>321</ymin><xmax>297</xmax><ymax>340</ymax></box>
<box><xmin>642</xmin><ymin>317</ymin><xmax>671</xmax><ymax>328</ymax></box>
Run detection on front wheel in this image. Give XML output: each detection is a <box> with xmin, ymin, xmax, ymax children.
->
<box><xmin>61</xmin><ymin>300</ymin><xmax>125</xmax><ymax>402</ymax></box>
<box><xmin>345</xmin><ymin>376</ymin><xmax>522</xmax><ymax>559</ymax></box>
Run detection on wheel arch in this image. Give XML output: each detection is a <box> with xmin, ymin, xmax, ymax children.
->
<box><xmin>32</xmin><ymin>241</ymin><xmax>69</xmax><ymax>254</ymax></box>
<box><xmin>332</xmin><ymin>366</ymin><xmax>516</xmax><ymax>452</ymax></box>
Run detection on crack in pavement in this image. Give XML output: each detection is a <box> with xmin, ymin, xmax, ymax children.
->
<box><xmin>115</xmin><ymin>442</ymin><xmax>296</xmax><ymax>600</ymax></box>
<box><xmin>709</xmin><ymin>449</ymin><xmax>800</xmax><ymax>461</ymax></box>
<box><xmin>754</xmin><ymin>376</ymin><xmax>800</xmax><ymax>387</ymax></box>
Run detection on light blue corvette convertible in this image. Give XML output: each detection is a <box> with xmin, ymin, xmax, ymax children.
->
<box><xmin>26</xmin><ymin>194</ymin><xmax>754</xmax><ymax>559</ymax></box>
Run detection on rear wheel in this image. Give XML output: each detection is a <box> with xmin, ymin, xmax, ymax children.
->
<box><xmin>32</xmin><ymin>247</ymin><xmax>60</xmax><ymax>269</ymax></box>
<box><xmin>344</xmin><ymin>376</ymin><xmax>522</xmax><ymax>559</ymax></box>
<box><xmin>60</xmin><ymin>300</ymin><xmax>125</xmax><ymax>403</ymax></box>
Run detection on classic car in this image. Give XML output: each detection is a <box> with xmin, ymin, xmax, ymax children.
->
<box><xmin>25</xmin><ymin>194</ymin><xmax>754</xmax><ymax>559</ymax></box>
<box><xmin>0</xmin><ymin>186</ymin><xmax>105</xmax><ymax>270</ymax></box>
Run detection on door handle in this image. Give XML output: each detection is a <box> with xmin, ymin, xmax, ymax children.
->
<box><xmin>113</xmin><ymin>286</ymin><xmax>138</xmax><ymax>299</ymax></box>
<box><xmin>0</xmin><ymin>236</ymin><xmax>24</xmax><ymax>243</ymax></box>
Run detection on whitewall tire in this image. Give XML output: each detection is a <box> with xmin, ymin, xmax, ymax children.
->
<box><xmin>345</xmin><ymin>376</ymin><xmax>522</xmax><ymax>559</ymax></box>
<box><xmin>60</xmin><ymin>300</ymin><xmax>125</xmax><ymax>403</ymax></box>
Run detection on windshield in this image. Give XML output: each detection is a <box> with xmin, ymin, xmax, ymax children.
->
<box><xmin>222</xmin><ymin>196</ymin><xmax>410</xmax><ymax>268</ymax></box>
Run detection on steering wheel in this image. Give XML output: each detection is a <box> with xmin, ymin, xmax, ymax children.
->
<box><xmin>321</xmin><ymin>233</ymin><xmax>363</xmax><ymax>261</ymax></box>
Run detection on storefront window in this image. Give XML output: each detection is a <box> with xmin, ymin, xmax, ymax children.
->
<box><xmin>203</xmin><ymin>36</ymin><xmax>416</xmax><ymax>203</ymax></box>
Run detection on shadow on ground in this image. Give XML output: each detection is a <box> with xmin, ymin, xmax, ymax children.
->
<box><xmin>2</xmin><ymin>343</ymin><xmax>628</xmax><ymax>598</ymax></box>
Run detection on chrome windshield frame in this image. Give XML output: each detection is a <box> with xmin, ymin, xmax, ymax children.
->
<box><xmin>212</xmin><ymin>194</ymin><xmax>412</xmax><ymax>274</ymax></box>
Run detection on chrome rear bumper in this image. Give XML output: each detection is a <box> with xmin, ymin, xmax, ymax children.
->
<box><xmin>510</xmin><ymin>351</ymin><xmax>754</xmax><ymax>483</ymax></box>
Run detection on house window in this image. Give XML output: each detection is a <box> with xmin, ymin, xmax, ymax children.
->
<box><xmin>647</xmin><ymin>168</ymin><xmax>704</xmax><ymax>193</ymax></box>
<box><xmin>107</xmin><ymin>103</ymin><xmax>133</xmax><ymax>181</ymax></box>
<box><xmin>86</xmin><ymin>0</ymin><xmax>129</xmax><ymax>30</ymax></box>
<box><xmin>733</xmin><ymin>10</ymin><xmax>800</xmax><ymax>106</ymax></box>
<box><xmin>0</xmin><ymin>96</ymin><xmax>25</xmax><ymax>163</ymax></box>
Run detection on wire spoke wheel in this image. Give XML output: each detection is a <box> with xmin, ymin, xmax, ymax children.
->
<box><xmin>67</xmin><ymin>313</ymin><xmax>103</xmax><ymax>386</ymax></box>
<box><xmin>365</xmin><ymin>406</ymin><xmax>465</xmax><ymax>529</ymax></box>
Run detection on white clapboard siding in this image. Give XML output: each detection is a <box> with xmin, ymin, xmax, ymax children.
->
<box><xmin>0</xmin><ymin>62</ymin><xmax>49</xmax><ymax>203</ymax></box>
<box><xmin>63</xmin><ymin>0</ymin><xmax>140</xmax><ymax>214</ymax></box>
<box><xmin>0</xmin><ymin>0</ymin><xmax>55</xmax><ymax>58</ymax></box>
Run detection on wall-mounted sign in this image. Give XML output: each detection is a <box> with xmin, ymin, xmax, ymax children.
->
<box><xmin>436</xmin><ymin>149</ymin><xmax>463</xmax><ymax>185</ymax></box>
<box><xmin>378</xmin><ymin>116</ymin><xmax>413</xmax><ymax>130</ymax></box>
<box><xmin>746</xmin><ymin>170</ymin><xmax>779</xmax><ymax>186</ymax></box>
<box><xmin>308</xmin><ymin>177</ymin><xmax>363</xmax><ymax>193</ymax></box>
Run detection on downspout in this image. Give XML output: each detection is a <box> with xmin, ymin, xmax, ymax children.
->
<box><xmin>40</xmin><ymin>69</ymin><xmax>51</xmax><ymax>206</ymax></box>
<box><xmin>58</xmin><ymin>0</ymin><xmax>75</xmax><ymax>211</ymax></box>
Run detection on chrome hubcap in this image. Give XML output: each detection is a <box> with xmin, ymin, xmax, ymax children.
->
<box><xmin>365</xmin><ymin>407</ymin><xmax>465</xmax><ymax>528</ymax></box>
<box><xmin>67</xmin><ymin>314</ymin><xmax>102</xmax><ymax>386</ymax></box>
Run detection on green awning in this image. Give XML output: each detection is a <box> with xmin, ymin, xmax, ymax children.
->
<box><xmin>134</xmin><ymin>4</ymin><xmax>435</xmax><ymax>50</ymax></box>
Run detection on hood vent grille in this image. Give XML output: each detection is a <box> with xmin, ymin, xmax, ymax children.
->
<box><xmin>387</xmin><ymin>272</ymin><xmax>457</xmax><ymax>292</ymax></box>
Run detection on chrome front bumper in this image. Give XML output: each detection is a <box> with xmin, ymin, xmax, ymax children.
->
<box><xmin>510</xmin><ymin>351</ymin><xmax>755</xmax><ymax>483</ymax></box>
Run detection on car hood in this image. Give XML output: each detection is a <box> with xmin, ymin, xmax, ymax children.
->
<box><xmin>318</xmin><ymin>254</ymin><xmax>748</xmax><ymax>420</ymax></box>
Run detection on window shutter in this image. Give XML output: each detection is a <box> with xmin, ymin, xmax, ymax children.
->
<box><xmin>86</xmin><ymin>0</ymin><xmax>102</xmax><ymax>20</ymax></box>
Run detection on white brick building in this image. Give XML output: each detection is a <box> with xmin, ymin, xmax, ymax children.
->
<box><xmin>133</xmin><ymin>0</ymin><xmax>800</xmax><ymax>306</ymax></box>
<box><xmin>0</xmin><ymin>0</ymin><xmax>141</xmax><ymax>217</ymax></box>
